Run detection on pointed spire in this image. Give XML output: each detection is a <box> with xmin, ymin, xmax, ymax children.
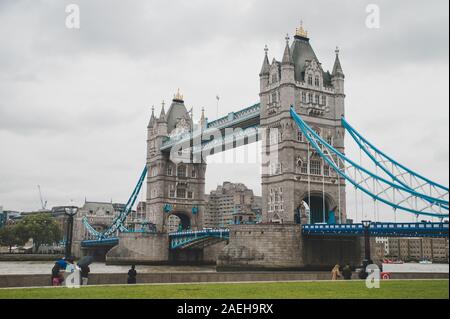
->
<box><xmin>259</xmin><ymin>45</ymin><xmax>270</xmax><ymax>76</ymax></box>
<box><xmin>200</xmin><ymin>107</ymin><xmax>207</xmax><ymax>129</ymax></box>
<box><xmin>148</xmin><ymin>105</ymin><xmax>156</xmax><ymax>128</ymax></box>
<box><xmin>282</xmin><ymin>34</ymin><xmax>294</xmax><ymax>64</ymax></box>
<box><xmin>332</xmin><ymin>46</ymin><xmax>344</xmax><ymax>77</ymax></box>
<box><xmin>158</xmin><ymin>100</ymin><xmax>167</xmax><ymax>122</ymax></box>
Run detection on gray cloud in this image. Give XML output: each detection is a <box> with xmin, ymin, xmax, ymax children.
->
<box><xmin>0</xmin><ymin>0</ymin><xmax>448</xmax><ymax>219</ymax></box>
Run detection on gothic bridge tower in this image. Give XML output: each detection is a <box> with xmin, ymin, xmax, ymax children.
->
<box><xmin>260</xmin><ymin>23</ymin><xmax>347</xmax><ymax>225</ymax></box>
<box><xmin>146</xmin><ymin>90</ymin><xmax>206</xmax><ymax>233</ymax></box>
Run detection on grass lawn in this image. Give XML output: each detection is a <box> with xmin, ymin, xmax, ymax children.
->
<box><xmin>0</xmin><ymin>280</ymin><xmax>448</xmax><ymax>299</ymax></box>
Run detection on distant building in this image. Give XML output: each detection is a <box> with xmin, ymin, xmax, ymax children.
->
<box><xmin>204</xmin><ymin>182</ymin><xmax>262</xmax><ymax>228</ymax></box>
<box><xmin>386</xmin><ymin>237</ymin><xmax>449</xmax><ymax>263</ymax></box>
<box><xmin>167</xmin><ymin>215</ymin><xmax>181</xmax><ymax>232</ymax></box>
<box><xmin>0</xmin><ymin>206</ymin><xmax>4</xmax><ymax>229</ymax></box>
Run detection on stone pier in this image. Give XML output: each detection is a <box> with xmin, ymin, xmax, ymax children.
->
<box><xmin>217</xmin><ymin>224</ymin><xmax>364</xmax><ymax>271</ymax></box>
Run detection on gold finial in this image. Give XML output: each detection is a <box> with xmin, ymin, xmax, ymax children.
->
<box><xmin>173</xmin><ymin>88</ymin><xmax>184</xmax><ymax>102</ymax></box>
<box><xmin>295</xmin><ymin>20</ymin><xmax>308</xmax><ymax>38</ymax></box>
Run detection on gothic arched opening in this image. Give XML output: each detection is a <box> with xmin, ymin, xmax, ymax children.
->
<box><xmin>169</xmin><ymin>212</ymin><xmax>191</xmax><ymax>232</ymax></box>
<box><xmin>303</xmin><ymin>195</ymin><xmax>330</xmax><ymax>224</ymax></box>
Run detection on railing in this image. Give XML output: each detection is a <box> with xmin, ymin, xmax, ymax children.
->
<box><xmin>302</xmin><ymin>222</ymin><xmax>449</xmax><ymax>238</ymax></box>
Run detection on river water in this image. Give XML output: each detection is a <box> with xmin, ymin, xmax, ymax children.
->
<box><xmin>0</xmin><ymin>261</ymin><xmax>216</xmax><ymax>275</ymax></box>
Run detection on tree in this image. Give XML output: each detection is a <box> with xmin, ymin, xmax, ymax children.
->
<box><xmin>18</xmin><ymin>214</ymin><xmax>61</xmax><ymax>253</ymax></box>
<box><xmin>0</xmin><ymin>225</ymin><xmax>27</xmax><ymax>253</ymax></box>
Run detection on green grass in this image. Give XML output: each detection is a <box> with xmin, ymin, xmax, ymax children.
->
<box><xmin>0</xmin><ymin>280</ymin><xmax>448</xmax><ymax>299</ymax></box>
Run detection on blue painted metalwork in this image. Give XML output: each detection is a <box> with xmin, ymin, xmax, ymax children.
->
<box><xmin>342</xmin><ymin>117</ymin><xmax>449</xmax><ymax>193</ymax></box>
<box><xmin>302</xmin><ymin>222</ymin><xmax>449</xmax><ymax>238</ymax></box>
<box><xmin>290</xmin><ymin>107</ymin><xmax>448</xmax><ymax>218</ymax></box>
<box><xmin>161</xmin><ymin>103</ymin><xmax>261</xmax><ymax>152</ymax></box>
<box><xmin>164</xmin><ymin>204</ymin><xmax>173</xmax><ymax>213</ymax></box>
<box><xmin>342</xmin><ymin>117</ymin><xmax>448</xmax><ymax>209</ymax></box>
<box><xmin>81</xmin><ymin>237</ymin><xmax>119</xmax><ymax>248</ymax></box>
<box><xmin>82</xmin><ymin>166</ymin><xmax>148</xmax><ymax>239</ymax></box>
<box><xmin>169</xmin><ymin>229</ymin><xmax>230</xmax><ymax>249</ymax></box>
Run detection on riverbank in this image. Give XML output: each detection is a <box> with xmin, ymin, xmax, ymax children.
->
<box><xmin>0</xmin><ymin>254</ymin><xmax>63</xmax><ymax>262</ymax></box>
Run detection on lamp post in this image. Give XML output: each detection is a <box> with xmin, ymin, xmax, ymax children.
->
<box><xmin>362</xmin><ymin>220</ymin><xmax>372</xmax><ymax>263</ymax></box>
<box><xmin>64</xmin><ymin>206</ymin><xmax>78</xmax><ymax>259</ymax></box>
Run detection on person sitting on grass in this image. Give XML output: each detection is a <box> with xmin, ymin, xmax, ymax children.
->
<box><xmin>127</xmin><ymin>265</ymin><xmax>137</xmax><ymax>284</ymax></box>
<box><xmin>331</xmin><ymin>264</ymin><xmax>341</xmax><ymax>280</ymax></box>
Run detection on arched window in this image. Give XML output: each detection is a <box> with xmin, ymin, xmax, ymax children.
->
<box><xmin>308</xmin><ymin>75</ymin><xmax>313</xmax><ymax>85</ymax></box>
<box><xmin>315</xmin><ymin>76</ymin><xmax>320</xmax><ymax>86</ymax></box>
<box><xmin>271</xmin><ymin>73</ymin><xmax>278</xmax><ymax>84</ymax></box>
<box><xmin>271</xmin><ymin>91</ymin><xmax>278</xmax><ymax>104</ymax></box>
<box><xmin>177</xmin><ymin>165</ymin><xmax>186</xmax><ymax>178</ymax></box>
<box><xmin>167</xmin><ymin>166</ymin><xmax>173</xmax><ymax>176</ymax></box>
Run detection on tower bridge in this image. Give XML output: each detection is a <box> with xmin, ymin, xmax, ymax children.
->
<box><xmin>75</xmin><ymin>24</ymin><xmax>449</xmax><ymax>269</ymax></box>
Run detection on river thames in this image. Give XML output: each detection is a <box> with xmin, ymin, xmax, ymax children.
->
<box><xmin>0</xmin><ymin>261</ymin><xmax>216</xmax><ymax>275</ymax></box>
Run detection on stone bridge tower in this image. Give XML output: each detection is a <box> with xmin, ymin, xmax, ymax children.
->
<box><xmin>146</xmin><ymin>91</ymin><xmax>206</xmax><ymax>233</ymax></box>
<box><xmin>260</xmin><ymin>24</ymin><xmax>347</xmax><ymax>225</ymax></box>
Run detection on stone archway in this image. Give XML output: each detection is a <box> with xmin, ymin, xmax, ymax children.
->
<box><xmin>167</xmin><ymin>212</ymin><xmax>191</xmax><ymax>232</ymax></box>
<box><xmin>301</xmin><ymin>192</ymin><xmax>336</xmax><ymax>224</ymax></box>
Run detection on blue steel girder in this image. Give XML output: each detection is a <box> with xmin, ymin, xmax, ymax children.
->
<box><xmin>81</xmin><ymin>237</ymin><xmax>119</xmax><ymax>248</ymax></box>
<box><xmin>342</xmin><ymin>117</ymin><xmax>449</xmax><ymax>208</ymax></box>
<box><xmin>290</xmin><ymin>107</ymin><xmax>449</xmax><ymax>219</ymax></box>
<box><xmin>169</xmin><ymin>229</ymin><xmax>230</xmax><ymax>249</ymax></box>
<box><xmin>160</xmin><ymin>104</ymin><xmax>261</xmax><ymax>154</ymax></box>
<box><xmin>302</xmin><ymin>222</ymin><xmax>449</xmax><ymax>238</ymax></box>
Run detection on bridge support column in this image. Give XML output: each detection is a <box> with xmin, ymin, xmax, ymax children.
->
<box><xmin>106</xmin><ymin>232</ymin><xmax>169</xmax><ymax>265</ymax></box>
<box><xmin>217</xmin><ymin>224</ymin><xmax>365</xmax><ymax>271</ymax></box>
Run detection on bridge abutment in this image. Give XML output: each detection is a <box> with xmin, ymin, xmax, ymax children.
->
<box><xmin>217</xmin><ymin>224</ymin><xmax>364</xmax><ymax>271</ymax></box>
<box><xmin>106</xmin><ymin>232</ymin><xmax>169</xmax><ymax>265</ymax></box>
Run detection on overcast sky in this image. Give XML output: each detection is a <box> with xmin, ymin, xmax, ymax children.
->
<box><xmin>0</xmin><ymin>0</ymin><xmax>448</xmax><ymax>222</ymax></box>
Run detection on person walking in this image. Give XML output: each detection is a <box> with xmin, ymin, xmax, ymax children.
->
<box><xmin>51</xmin><ymin>263</ymin><xmax>63</xmax><ymax>286</ymax></box>
<box><xmin>80</xmin><ymin>264</ymin><xmax>90</xmax><ymax>286</ymax></box>
<box><xmin>342</xmin><ymin>264</ymin><xmax>352</xmax><ymax>280</ymax></box>
<box><xmin>331</xmin><ymin>264</ymin><xmax>341</xmax><ymax>280</ymax></box>
<box><xmin>127</xmin><ymin>265</ymin><xmax>137</xmax><ymax>284</ymax></box>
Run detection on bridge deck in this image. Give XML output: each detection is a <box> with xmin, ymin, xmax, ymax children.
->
<box><xmin>80</xmin><ymin>222</ymin><xmax>449</xmax><ymax>248</ymax></box>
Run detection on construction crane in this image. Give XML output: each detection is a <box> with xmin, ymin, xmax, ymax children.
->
<box><xmin>37</xmin><ymin>185</ymin><xmax>47</xmax><ymax>211</ymax></box>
